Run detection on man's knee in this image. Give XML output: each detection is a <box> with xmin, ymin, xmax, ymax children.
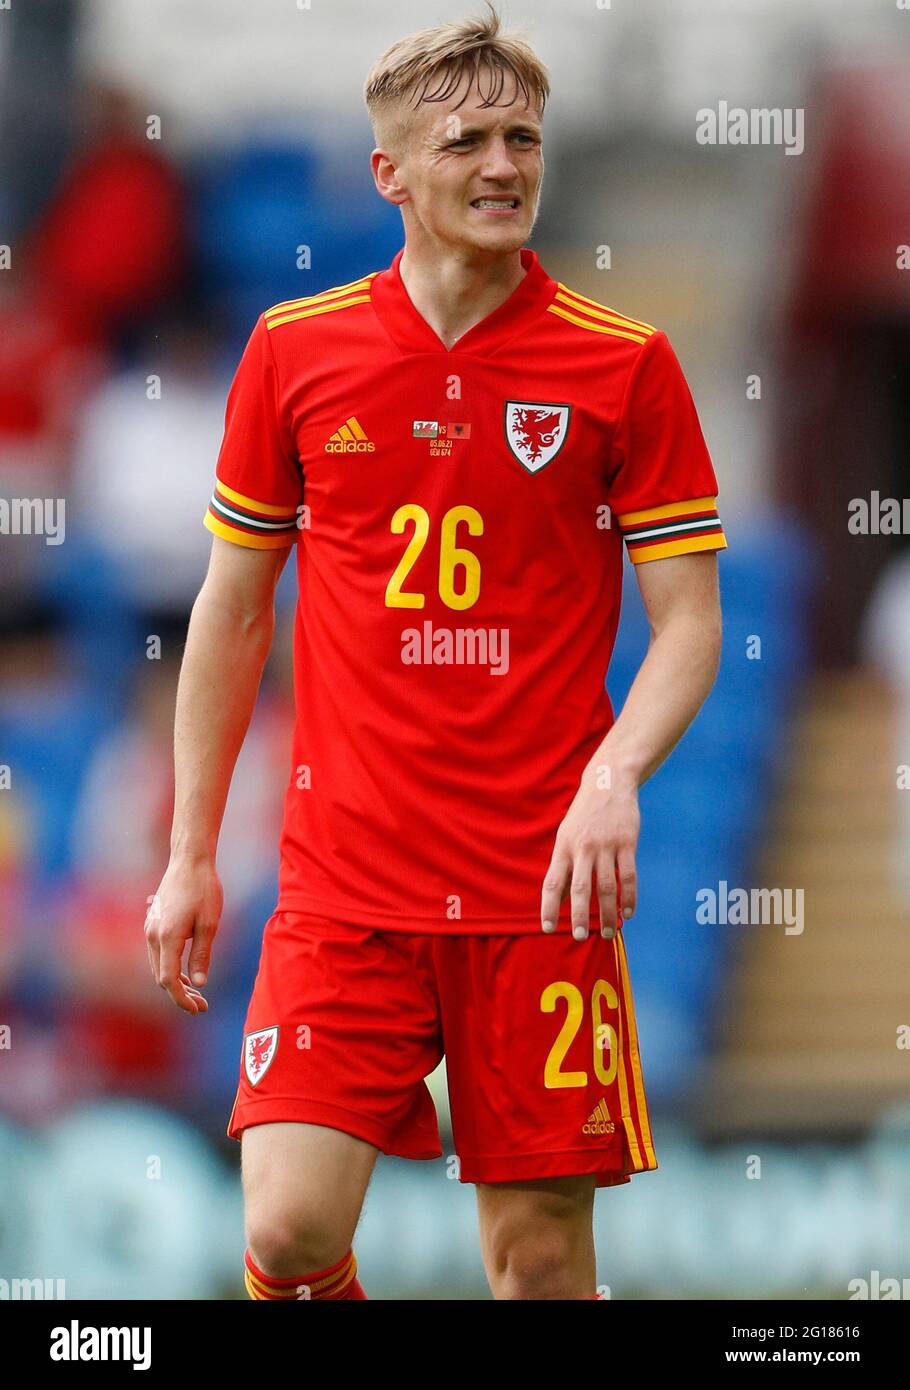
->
<box><xmin>481</xmin><ymin>1188</ymin><xmax>595</xmax><ymax>1300</ymax></box>
<box><xmin>493</xmin><ymin>1224</ymin><xmax>585</xmax><ymax>1299</ymax></box>
<box><xmin>246</xmin><ymin>1205</ymin><xmax>350</xmax><ymax>1279</ymax></box>
<box><xmin>241</xmin><ymin>1122</ymin><xmax>375</xmax><ymax>1278</ymax></box>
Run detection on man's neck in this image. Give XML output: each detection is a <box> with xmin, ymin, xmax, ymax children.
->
<box><xmin>398</xmin><ymin>243</ymin><xmax>526</xmax><ymax>350</ymax></box>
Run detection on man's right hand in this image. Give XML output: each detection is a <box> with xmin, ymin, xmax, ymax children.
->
<box><xmin>148</xmin><ymin>536</ymin><xmax>288</xmax><ymax>1015</ymax></box>
<box><xmin>145</xmin><ymin>857</ymin><xmax>224</xmax><ymax>1014</ymax></box>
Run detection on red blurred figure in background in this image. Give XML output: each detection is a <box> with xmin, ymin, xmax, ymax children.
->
<box><xmin>0</xmin><ymin>84</ymin><xmax>188</xmax><ymax>508</ymax></box>
<box><xmin>29</xmin><ymin>85</ymin><xmax>187</xmax><ymax>334</ymax></box>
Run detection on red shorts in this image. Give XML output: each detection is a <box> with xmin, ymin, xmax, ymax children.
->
<box><xmin>227</xmin><ymin>911</ymin><xmax>658</xmax><ymax>1188</ymax></box>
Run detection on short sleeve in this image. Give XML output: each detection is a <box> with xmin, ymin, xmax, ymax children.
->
<box><xmin>607</xmin><ymin>330</ymin><xmax>727</xmax><ymax>564</ymax></box>
<box><xmin>203</xmin><ymin>314</ymin><xmax>303</xmax><ymax>549</ymax></box>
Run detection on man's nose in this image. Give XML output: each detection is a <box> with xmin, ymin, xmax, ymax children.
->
<box><xmin>479</xmin><ymin>138</ymin><xmax>519</xmax><ymax>180</ymax></box>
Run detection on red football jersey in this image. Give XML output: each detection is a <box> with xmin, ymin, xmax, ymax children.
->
<box><xmin>204</xmin><ymin>247</ymin><xmax>726</xmax><ymax>933</ymax></box>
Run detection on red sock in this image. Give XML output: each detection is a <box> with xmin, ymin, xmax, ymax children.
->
<box><xmin>244</xmin><ymin>1247</ymin><xmax>367</xmax><ymax>1300</ymax></box>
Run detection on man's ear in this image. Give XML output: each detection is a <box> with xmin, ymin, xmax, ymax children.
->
<box><xmin>371</xmin><ymin>147</ymin><xmax>409</xmax><ymax>207</ymax></box>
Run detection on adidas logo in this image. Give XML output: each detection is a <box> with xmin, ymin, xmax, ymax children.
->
<box><xmin>324</xmin><ymin>416</ymin><xmax>375</xmax><ymax>453</ymax></box>
<box><xmin>582</xmin><ymin>1099</ymin><xmax>616</xmax><ymax>1136</ymax></box>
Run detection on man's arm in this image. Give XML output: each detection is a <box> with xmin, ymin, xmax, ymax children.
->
<box><xmin>540</xmin><ymin>550</ymin><xmax>722</xmax><ymax>941</ymax></box>
<box><xmin>145</xmin><ymin>535</ymin><xmax>291</xmax><ymax>1013</ymax></box>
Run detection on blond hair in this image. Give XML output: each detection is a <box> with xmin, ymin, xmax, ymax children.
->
<box><xmin>364</xmin><ymin>3</ymin><xmax>549</xmax><ymax>155</ymax></box>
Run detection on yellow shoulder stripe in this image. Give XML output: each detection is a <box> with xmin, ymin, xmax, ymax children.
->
<box><xmin>266</xmin><ymin>292</ymin><xmax>373</xmax><ymax>330</ymax></box>
<box><xmin>547</xmin><ymin>302</ymin><xmax>650</xmax><ymax>345</ymax></box>
<box><xmin>554</xmin><ymin>284</ymin><xmax>656</xmax><ymax>335</ymax></box>
<box><xmin>263</xmin><ymin>272</ymin><xmax>379</xmax><ymax>320</ymax></box>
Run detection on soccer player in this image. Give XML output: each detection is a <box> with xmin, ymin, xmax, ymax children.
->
<box><xmin>146</xmin><ymin>6</ymin><xmax>725</xmax><ymax>1301</ymax></box>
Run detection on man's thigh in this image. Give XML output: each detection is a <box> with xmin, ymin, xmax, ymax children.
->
<box><xmin>242</xmin><ymin>1120</ymin><xmax>378</xmax><ymax>1249</ymax></box>
<box><xmin>475</xmin><ymin>1174</ymin><xmax>597</xmax><ymax>1298</ymax></box>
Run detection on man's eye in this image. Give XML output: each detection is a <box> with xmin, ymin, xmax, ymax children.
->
<box><xmin>446</xmin><ymin>133</ymin><xmax>537</xmax><ymax>149</ymax></box>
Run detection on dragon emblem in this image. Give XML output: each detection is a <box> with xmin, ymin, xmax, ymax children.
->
<box><xmin>249</xmin><ymin>1036</ymin><xmax>271</xmax><ymax>1075</ymax></box>
<box><xmin>511</xmin><ymin>409</ymin><xmax>563</xmax><ymax>463</ymax></box>
<box><xmin>505</xmin><ymin>402</ymin><xmax>570</xmax><ymax>473</ymax></box>
<box><xmin>244</xmin><ymin>1027</ymin><xmax>278</xmax><ymax>1086</ymax></box>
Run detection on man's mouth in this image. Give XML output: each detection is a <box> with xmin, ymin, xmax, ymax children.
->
<box><xmin>470</xmin><ymin>197</ymin><xmax>520</xmax><ymax>212</ymax></box>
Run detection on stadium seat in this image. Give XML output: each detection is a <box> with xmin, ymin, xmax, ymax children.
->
<box><xmin>607</xmin><ymin>514</ymin><xmax>817</xmax><ymax>1103</ymax></box>
<box><xmin>188</xmin><ymin>141</ymin><xmax>403</xmax><ymax>349</ymax></box>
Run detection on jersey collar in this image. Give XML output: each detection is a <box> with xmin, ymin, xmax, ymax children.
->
<box><xmin>370</xmin><ymin>246</ymin><xmax>557</xmax><ymax>356</ymax></box>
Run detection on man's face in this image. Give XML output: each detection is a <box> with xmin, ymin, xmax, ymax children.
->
<box><xmin>385</xmin><ymin>70</ymin><xmax>544</xmax><ymax>257</ymax></box>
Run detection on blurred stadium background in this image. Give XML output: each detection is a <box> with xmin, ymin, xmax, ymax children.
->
<box><xmin>1</xmin><ymin>0</ymin><xmax>909</xmax><ymax>1300</ymax></box>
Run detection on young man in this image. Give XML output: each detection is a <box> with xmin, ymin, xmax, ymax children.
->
<box><xmin>147</xmin><ymin>7</ymin><xmax>725</xmax><ymax>1301</ymax></box>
